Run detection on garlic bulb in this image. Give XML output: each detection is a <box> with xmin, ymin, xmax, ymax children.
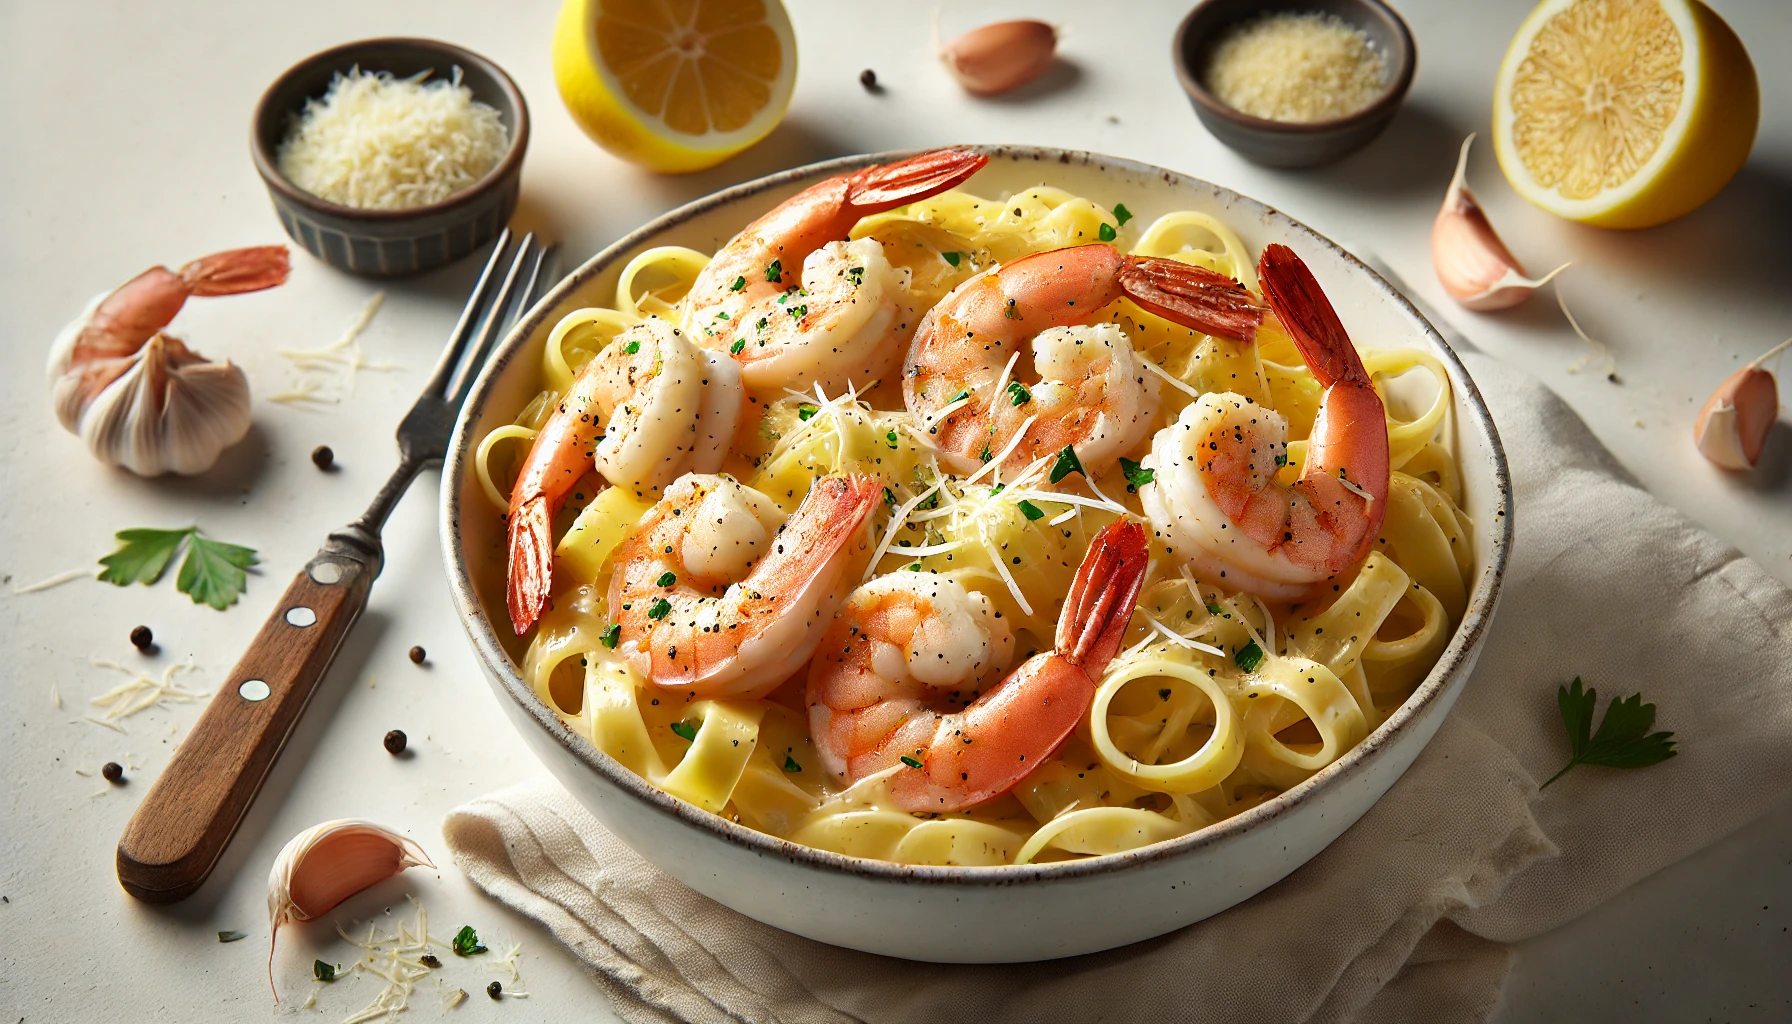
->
<box><xmin>939</xmin><ymin>19</ymin><xmax>1058</xmax><ymax>95</ymax></box>
<box><xmin>1432</xmin><ymin>134</ymin><xmax>1565</xmax><ymax>311</ymax></box>
<box><xmin>46</xmin><ymin>245</ymin><xmax>288</xmax><ymax>476</ymax></box>
<box><xmin>1695</xmin><ymin>338</ymin><xmax>1788</xmax><ymax>470</ymax></box>
<box><xmin>267</xmin><ymin>819</ymin><xmax>432</xmax><ymax>990</ymax></box>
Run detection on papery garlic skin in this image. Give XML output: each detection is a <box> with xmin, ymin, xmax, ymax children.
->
<box><xmin>48</xmin><ymin>298</ymin><xmax>252</xmax><ymax>476</ymax></box>
<box><xmin>1433</xmin><ymin>135</ymin><xmax>1564</xmax><ymax>312</ymax></box>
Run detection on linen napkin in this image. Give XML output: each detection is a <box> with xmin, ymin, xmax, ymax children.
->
<box><xmin>444</xmin><ymin>352</ymin><xmax>1792</xmax><ymax>1023</ymax></box>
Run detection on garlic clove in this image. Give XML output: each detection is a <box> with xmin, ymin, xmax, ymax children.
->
<box><xmin>939</xmin><ymin>19</ymin><xmax>1058</xmax><ymax>96</ymax></box>
<box><xmin>267</xmin><ymin>819</ymin><xmax>432</xmax><ymax>992</ymax></box>
<box><xmin>1695</xmin><ymin>338</ymin><xmax>1788</xmax><ymax>470</ymax></box>
<box><xmin>1432</xmin><ymin>134</ymin><xmax>1566</xmax><ymax>311</ymax></box>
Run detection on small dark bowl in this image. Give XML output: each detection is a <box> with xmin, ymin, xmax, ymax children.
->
<box><xmin>251</xmin><ymin>38</ymin><xmax>529</xmax><ymax>277</ymax></box>
<box><xmin>1173</xmin><ymin>0</ymin><xmax>1415</xmax><ymax>169</ymax></box>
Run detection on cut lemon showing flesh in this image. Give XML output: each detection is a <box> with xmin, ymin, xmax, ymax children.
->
<box><xmin>1492</xmin><ymin>0</ymin><xmax>1757</xmax><ymax>229</ymax></box>
<box><xmin>553</xmin><ymin>0</ymin><xmax>797</xmax><ymax>174</ymax></box>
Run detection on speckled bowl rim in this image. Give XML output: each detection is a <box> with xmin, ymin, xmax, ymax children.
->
<box><xmin>249</xmin><ymin>36</ymin><xmax>530</xmax><ymax>223</ymax></box>
<box><xmin>442</xmin><ymin>144</ymin><xmax>1513</xmax><ymax>887</ymax></box>
<box><xmin>1171</xmin><ymin>0</ymin><xmax>1417</xmax><ymax>136</ymax></box>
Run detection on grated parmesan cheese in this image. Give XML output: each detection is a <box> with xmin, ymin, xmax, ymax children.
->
<box><xmin>1202</xmin><ymin>12</ymin><xmax>1391</xmax><ymax>123</ymax></box>
<box><xmin>277</xmin><ymin>68</ymin><xmax>509</xmax><ymax>210</ymax></box>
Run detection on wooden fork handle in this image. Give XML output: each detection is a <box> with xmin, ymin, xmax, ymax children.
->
<box><xmin>117</xmin><ymin>533</ymin><xmax>380</xmax><ymax>903</ymax></box>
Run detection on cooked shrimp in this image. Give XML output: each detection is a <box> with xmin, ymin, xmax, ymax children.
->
<box><xmin>52</xmin><ymin>247</ymin><xmax>290</xmax><ymax>405</ymax></box>
<box><xmin>685</xmin><ymin>148</ymin><xmax>988</xmax><ymax>392</ymax></box>
<box><xmin>507</xmin><ymin>319</ymin><xmax>743</xmax><ymax>634</ymax></box>
<box><xmin>610</xmin><ymin>473</ymin><xmax>882</xmax><ymax>698</ymax></box>
<box><xmin>808</xmin><ymin>519</ymin><xmax>1149</xmax><ymax>813</ymax></box>
<box><xmin>1139</xmin><ymin>244</ymin><xmax>1390</xmax><ymax>600</ymax></box>
<box><xmin>904</xmin><ymin>243</ymin><xmax>1265</xmax><ymax>472</ymax></box>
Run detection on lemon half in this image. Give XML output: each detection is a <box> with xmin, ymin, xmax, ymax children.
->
<box><xmin>553</xmin><ymin>0</ymin><xmax>797</xmax><ymax>174</ymax></box>
<box><xmin>1492</xmin><ymin>0</ymin><xmax>1757</xmax><ymax>229</ymax></box>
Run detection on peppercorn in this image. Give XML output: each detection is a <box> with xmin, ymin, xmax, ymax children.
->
<box><xmin>859</xmin><ymin>68</ymin><xmax>879</xmax><ymax>91</ymax></box>
<box><xmin>311</xmin><ymin>445</ymin><xmax>335</xmax><ymax>471</ymax></box>
<box><xmin>408</xmin><ymin>645</ymin><xmax>426</xmax><ymax>665</ymax></box>
<box><xmin>383</xmin><ymin>730</ymin><xmax>407</xmax><ymax>756</ymax></box>
<box><xmin>129</xmin><ymin>625</ymin><xmax>154</xmax><ymax>651</ymax></box>
<box><xmin>102</xmin><ymin>762</ymin><xmax>124</xmax><ymax>784</ymax></box>
<box><xmin>487</xmin><ymin>981</ymin><xmax>502</xmax><ymax>999</ymax></box>
<box><xmin>420</xmin><ymin>954</ymin><xmax>441</xmax><ymax>969</ymax></box>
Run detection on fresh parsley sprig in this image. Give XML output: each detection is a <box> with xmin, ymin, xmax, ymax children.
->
<box><xmin>1541</xmin><ymin>677</ymin><xmax>1677</xmax><ymax>790</ymax></box>
<box><xmin>452</xmin><ymin>925</ymin><xmax>487</xmax><ymax>957</ymax></box>
<box><xmin>98</xmin><ymin>527</ymin><xmax>257</xmax><ymax>610</ymax></box>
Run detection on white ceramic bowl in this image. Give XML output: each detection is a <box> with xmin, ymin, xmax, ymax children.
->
<box><xmin>441</xmin><ymin>146</ymin><xmax>1513</xmax><ymax>963</ymax></box>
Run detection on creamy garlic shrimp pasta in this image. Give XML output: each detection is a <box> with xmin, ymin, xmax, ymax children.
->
<box><xmin>475</xmin><ymin>150</ymin><xmax>1470</xmax><ymax>866</ymax></box>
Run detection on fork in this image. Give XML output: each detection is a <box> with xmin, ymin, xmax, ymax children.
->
<box><xmin>117</xmin><ymin>231</ymin><xmax>553</xmax><ymax>903</ymax></box>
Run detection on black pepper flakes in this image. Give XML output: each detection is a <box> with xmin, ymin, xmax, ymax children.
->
<box><xmin>129</xmin><ymin>625</ymin><xmax>154</xmax><ymax>651</ymax></box>
<box><xmin>311</xmin><ymin>445</ymin><xmax>335</xmax><ymax>471</ymax></box>
<box><xmin>384</xmin><ymin>730</ymin><xmax>407</xmax><ymax>756</ymax></box>
<box><xmin>102</xmin><ymin>762</ymin><xmax>124</xmax><ymax>784</ymax></box>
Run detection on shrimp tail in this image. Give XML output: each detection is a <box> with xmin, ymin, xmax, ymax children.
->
<box><xmin>843</xmin><ymin>148</ymin><xmax>988</xmax><ymax>213</ymax></box>
<box><xmin>1056</xmin><ymin>520</ymin><xmax>1149</xmax><ymax>668</ymax></box>
<box><xmin>1118</xmin><ymin>256</ymin><xmax>1265</xmax><ymax>342</ymax></box>
<box><xmin>176</xmin><ymin>246</ymin><xmax>292</xmax><ymax>297</ymax></box>
<box><xmin>1257</xmin><ymin>244</ymin><xmax>1369</xmax><ymax>387</ymax></box>
<box><xmin>507</xmin><ymin>495</ymin><xmax>554</xmax><ymax>635</ymax></box>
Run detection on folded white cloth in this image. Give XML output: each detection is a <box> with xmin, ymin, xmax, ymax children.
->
<box><xmin>444</xmin><ymin>353</ymin><xmax>1792</xmax><ymax>1023</ymax></box>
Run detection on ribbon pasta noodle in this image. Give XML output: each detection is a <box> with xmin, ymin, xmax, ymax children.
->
<box><xmin>485</xmin><ymin>181</ymin><xmax>1473</xmax><ymax>866</ymax></box>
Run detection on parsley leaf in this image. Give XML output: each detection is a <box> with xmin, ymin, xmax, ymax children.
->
<box><xmin>99</xmin><ymin>527</ymin><xmax>191</xmax><ymax>586</ymax></box>
<box><xmin>1205</xmin><ymin>601</ymin><xmax>1225</xmax><ymax>616</ymax></box>
<box><xmin>979</xmin><ymin>444</ymin><xmax>993</xmax><ymax>464</ymax></box>
<box><xmin>1274</xmin><ymin>452</ymin><xmax>1289</xmax><ymax>467</ymax></box>
<box><xmin>765</xmin><ymin>259</ymin><xmax>782</xmax><ymax>283</ymax></box>
<box><xmin>315</xmin><ymin>960</ymin><xmax>339</xmax><ymax>981</ymax></box>
<box><xmin>730</xmin><ymin>338</ymin><xmax>746</xmax><ymax>354</ymax></box>
<box><xmin>656</xmin><ymin>571</ymin><xmax>677</xmax><ymax>587</ymax></box>
<box><xmin>1113</xmin><ymin>203</ymin><xmax>1134</xmax><ymax>226</ymax></box>
<box><xmin>1098</xmin><ymin>222</ymin><xmax>1117</xmax><ymax>243</ymax></box>
<box><xmin>601</xmin><ymin>623</ymin><xmax>621</xmax><ymax>649</ymax></box>
<box><xmin>1049</xmin><ymin>445</ymin><xmax>1084</xmax><ymax>484</ymax></box>
<box><xmin>179</xmin><ymin>535</ymin><xmax>258</xmax><ymax>610</ymax></box>
<box><xmin>647</xmin><ymin>598</ymin><xmax>672</xmax><ymax>620</ymax></box>
<box><xmin>847</xmin><ymin>265</ymin><xmax>864</xmax><ymax>286</ymax></box>
<box><xmin>99</xmin><ymin>527</ymin><xmax>258</xmax><ymax>610</ymax></box>
<box><xmin>623</xmin><ymin>340</ymin><xmax>641</xmax><ymax>355</ymax></box>
<box><xmin>949</xmin><ymin>387</ymin><xmax>972</xmax><ymax>404</ymax></box>
<box><xmin>1017</xmin><ymin>499</ymin><xmax>1045</xmax><ymax>521</ymax></box>
<box><xmin>1234</xmin><ymin>640</ymin><xmax>1265</xmax><ymax>672</ymax></box>
<box><xmin>670</xmin><ymin>720</ymin><xmax>698</xmax><ymax>741</ymax></box>
<box><xmin>885</xmin><ymin>429</ymin><xmax>899</xmax><ymax>450</ymax></box>
<box><xmin>452</xmin><ymin>925</ymin><xmax>487</xmax><ymax>957</ymax></box>
<box><xmin>1007</xmin><ymin>380</ymin><xmax>1032</xmax><ymax>406</ymax></box>
<box><xmin>730</xmin><ymin>275</ymin><xmax>746</xmax><ymax>291</ymax></box>
<box><xmin>883</xmin><ymin>487</ymin><xmax>896</xmax><ymax>506</ymax></box>
<box><xmin>783</xmin><ymin>754</ymin><xmax>802</xmax><ymax>772</ymax></box>
<box><xmin>900</xmin><ymin>755</ymin><xmax>923</xmax><ymax>769</ymax></box>
<box><xmin>1541</xmin><ymin>677</ymin><xmax>1677</xmax><ymax>789</ymax></box>
<box><xmin>798</xmin><ymin>404</ymin><xmax>819</xmax><ymax>421</ymax></box>
<box><xmin>941</xmin><ymin>251</ymin><xmax>963</xmax><ymax>268</ymax></box>
<box><xmin>1119</xmin><ymin>457</ymin><xmax>1154</xmax><ymax>492</ymax></box>
<box><xmin>218</xmin><ymin>930</ymin><xmax>247</xmax><ymax>943</ymax></box>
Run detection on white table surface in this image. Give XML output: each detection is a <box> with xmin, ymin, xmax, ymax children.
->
<box><xmin>3</xmin><ymin>1</ymin><xmax>1789</xmax><ymax>1020</ymax></box>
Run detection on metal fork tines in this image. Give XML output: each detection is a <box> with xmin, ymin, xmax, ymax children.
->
<box><xmin>346</xmin><ymin>231</ymin><xmax>556</xmax><ymax>552</ymax></box>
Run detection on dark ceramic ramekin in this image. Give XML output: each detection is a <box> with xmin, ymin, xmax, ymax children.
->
<box><xmin>1173</xmin><ymin>0</ymin><xmax>1415</xmax><ymax>169</ymax></box>
<box><xmin>250</xmin><ymin>37</ymin><xmax>529</xmax><ymax>277</ymax></box>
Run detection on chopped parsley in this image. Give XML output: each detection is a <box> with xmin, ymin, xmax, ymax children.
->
<box><xmin>765</xmin><ymin>259</ymin><xmax>782</xmax><ymax>283</ymax></box>
<box><xmin>1007</xmin><ymin>380</ymin><xmax>1032</xmax><ymax>406</ymax></box>
<box><xmin>670</xmin><ymin>720</ymin><xmax>698</xmax><ymax>741</ymax></box>
<box><xmin>731</xmin><ymin>338</ymin><xmax>746</xmax><ymax>354</ymax></box>
<box><xmin>655</xmin><ymin>571</ymin><xmax>677</xmax><ymax>587</ymax></box>
<box><xmin>1017</xmin><ymin>499</ymin><xmax>1045</xmax><ymax>521</ymax></box>
<box><xmin>1234</xmin><ymin>640</ymin><xmax>1265</xmax><ymax>673</ymax></box>
<box><xmin>98</xmin><ymin>526</ymin><xmax>258</xmax><ymax>611</ymax></box>
<box><xmin>1119</xmin><ymin>457</ymin><xmax>1154</xmax><ymax>492</ymax></box>
<box><xmin>783</xmin><ymin>755</ymin><xmax>802</xmax><ymax>772</ymax></box>
<box><xmin>1098</xmin><ymin>222</ymin><xmax>1117</xmax><ymax>243</ymax></box>
<box><xmin>883</xmin><ymin>487</ymin><xmax>897</xmax><ymax>506</ymax></box>
<box><xmin>647</xmin><ymin>598</ymin><xmax>672</xmax><ymax>620</ymax></box>
<box><xmin>885</xmin><ymin>429</ymin><xmax>900</xmax><ymax>450</ymax></box>
<box><xmin>217</xmin><ymin>930</ymin><xmax>247</xmax><ymax>943</ymax></box>
<box><xmin>730</xmin><ymin>275</ymin><xmax>746</xmax><ymax>291</ymax></box>
<box><xmin>1541</xmin><ymin>677</ymin><xmax>1677</xmax><ymax>789</ymax></box>
<box><xmin>949</xmin><ymin>387</ymin><xmax>972</xmax><ymax>404</ymax></box>
<box><xmin>788</xmin><ymin>304</ymin><xmax>809</xmax><ymax>319</ymax></box>
<box><xmin>1274</xmin><ymin>452</ymin><xmax>1289</xmax><ymax>467</ymax></box>
<box><xmin>1048</xmin><ymin>445</ymin><xmax>1084</xmax><ymax>484</ymax></box>
<box><xmin>847</xmin><ymin>265</ymin><xmax>865</xmax><ymax>286</ymax></box>
<box><xmin>452</xmin><ymin>926</ymin><xmax>487</xmax><ymax>957</ymax></box>
<box><xmin>601</xmin><ymin>623</ymin><xmax>621</xmax><ymax>649</ymax></box>
<box><xmin>1113</xmin><ymin>203</ymin><xmax>1134</xmax><ymax>226</ymax></box>
<box><xmin>798</xmin><ymin>404</ymin><xmax>819</xmax><ymax>421</ymax></box>
<box><xmin>623</xmin><ymin>340</ymin><xmax>641</xmax><ymax>355</ymax></box>
<box><xmin>1205</xmin><ymin>601</ymin><xmax>1225</xmax><ymax>616</ymax></box>
<box><xmin>899</xmin><ymin>755</ymin><xmax>923</xmax><ymax>769</ymax></box>
<box><xmin>941</xmin><ymin>251</ymin><xmax>963</xmax><ymax>268</ymax></box>
<box><xmin>979</xmin><ymin>445</ymin><xmax>993</xmax><ymax>464</ymax></box>
<box><xmin>315</xmin><ymin>960</ymin><xmax>339</xmax><ymax>982</ymax></box>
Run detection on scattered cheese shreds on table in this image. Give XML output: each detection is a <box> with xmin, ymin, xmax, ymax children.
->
<box><xmin>272</xmin><ymin>292</ymin><xmax>396</xmax><ymax>405</ymax></box>
<box><xmin>89</xmin><ymin>659</ymin><xmax>206</xmax><ymax>722</ymax></box>
<box><xmin>12</xmin><ymin>567</ymin><xmax>92</xmax><ymax>594</ymax></box>
<box><xmin>276</xmin><ymin>67</ymin><xmax>509</xmax><ymax>211</ymax></box>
